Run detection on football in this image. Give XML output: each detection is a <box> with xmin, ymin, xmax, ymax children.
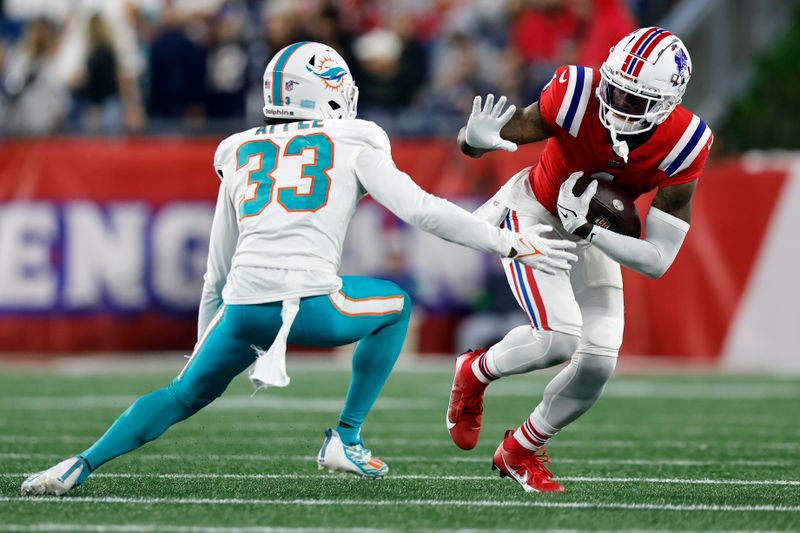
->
<box><xmin>572</xmin><ymin>175</ymin><xmax>642</xmax><ymax>238</ymax></box>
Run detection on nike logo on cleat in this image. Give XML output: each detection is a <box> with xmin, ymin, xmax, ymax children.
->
<box><xmin>446</xmin><ymin>418</ymin><xmax>457</xmax><ymax>430</ymax></box>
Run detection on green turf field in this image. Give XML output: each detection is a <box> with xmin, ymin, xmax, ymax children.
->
<box><xmin>1</xmin><ymin>358</ymin><xmax>798</xmax><ymax>532</ymax></box>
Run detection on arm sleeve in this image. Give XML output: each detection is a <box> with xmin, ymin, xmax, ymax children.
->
<box><xmin>586</xmin><ymin>207</ymin><xmax>689</xmax><ymax>279</ymax></box>
<box><xmin>197</xmin><ymin>182</ymin><xmax>239</xmax><ymax>340</ymax></box>
<box><xmin>354</xmin><ymin>146</ymin><xmax>514</xmax><ymax>257</ymax></box>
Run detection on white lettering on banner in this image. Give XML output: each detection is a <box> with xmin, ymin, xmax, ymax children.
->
<box><xmin>0</xmin><ymin>203</ymin><xmax>57</xmax><ymax>307</ymax></box>
<box><xmin>64</xmin><ymin>203</ymin><xmax>148</xmax><ymax>309</ymax></box>
<box><xmin>152</xmin><ymin>204</ymin><xmax>214</xmax><ymax>307</ymax></box>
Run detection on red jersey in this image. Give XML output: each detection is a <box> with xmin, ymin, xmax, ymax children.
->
<box><xmin>532</xmin><ymin>65</ymin><xmax>713</xmax><ymax>215</ymax></box>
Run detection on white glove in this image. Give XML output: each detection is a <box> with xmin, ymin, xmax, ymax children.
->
<box><xmin>557</xmin><ymin>172</ymin><xmax>597</xmax><ymax>234</ymax></box>
<box><xmin>505</xmin><ymin>225</ymin><xmax>578</xmax><ymax>275</ymax></box>
<box><xmin>465</xmin><ymin>94</ymin><xmax>518</xmax><ymax>153</ymax></box>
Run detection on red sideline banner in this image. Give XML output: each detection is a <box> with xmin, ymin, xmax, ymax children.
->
<box><xmin>0</xmin><ymin>139</ymin><xmax>789</xmax><ymax>357</ymax></box>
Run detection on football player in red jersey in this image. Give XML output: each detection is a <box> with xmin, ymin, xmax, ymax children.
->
<box><xmin>446</xmin><ymin>28</ymin><xmax>713</xmax><ymax>493</ymax></box>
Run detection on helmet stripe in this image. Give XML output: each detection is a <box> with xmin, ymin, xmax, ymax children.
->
<box><xmin>628</xmin><ymin>27</ymin><xmax>659</xmax><ymax>55</ymax></box>
<box><xmin>634</xmin><ymin>28</ymin><xmax>667</xmax><ymax>57</ymax></box>
<box><xmin>621</xmin><ymin>54</ymin><xmax>633</xmax><ymax>73</ymax></box>
<box><xmin>640</xmin><ymin>30</ymin><xmax>672</xmax><ymax>59</ymax></box>
<box><xmin>634</xmin><ymin>35</ymin><xmax>673</xmax><ymax>77</ymax></box>
<box><xmin>632</xmin><ymin>31</ymin><xmax>674</xmax><ymax>76</ymax></box>
<box><xmin>272</xmin><ymin>41</ymin><xmax>308</xmax><ymax>107</ymax></box>
<box><xmin>626</xmin><ymin>56</ymin><xmax>639</xmax><ymax>75</ymax></box>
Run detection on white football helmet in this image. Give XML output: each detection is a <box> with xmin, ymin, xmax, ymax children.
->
<box><xmin>597</xmin><ymin>27</ymin><xmax>692</xmax><ymax>136</ymax></box>
<box><xmin>263</xmin><ymin>41</ymin><xmax>359</xmax><ymax>121</ymax></box>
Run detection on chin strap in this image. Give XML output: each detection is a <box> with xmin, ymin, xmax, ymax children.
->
<box><xmin>608</xmin><ymin>126</ymin><xmax>630</xmax><ymax>163</ymax></box>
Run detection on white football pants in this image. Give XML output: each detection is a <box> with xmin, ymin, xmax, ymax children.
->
<box><xmin>487</xmin><ymin>197</ymin><xmax>624</xmax><ymax>436</ymax></box>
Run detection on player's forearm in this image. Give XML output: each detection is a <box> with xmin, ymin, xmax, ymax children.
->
<box><xmin>586</xmin><ymin>208</ymin><xmax>689</xmax><ymax>279</ymax></box>
<box><xmin>356</xmin><ymin>147</ymin><xmax>513</xmax><ymax>256</ymax></box>
<box><xmin>500</xmin><ymin>104</ymin><xmax>552</xmax><ymax>144</ymax></box>
<box><xmin>407</xmin><ymin>193</ymin><xmax>514</xmax><ymax>256</ymax></box>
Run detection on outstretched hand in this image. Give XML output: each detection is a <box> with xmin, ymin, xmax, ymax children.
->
<box><xmin>508</xmin><ymin>224</ymin><xmax>578</xmax><ymax>275</ymax></box>
<box><xmin>464</xmin><ymin>94</ymin><xmax>518</xmax><ymax>153</ymax></box>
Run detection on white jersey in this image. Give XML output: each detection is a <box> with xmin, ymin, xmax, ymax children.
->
<box><xmin>198</xmin><ymin>118</ymin><xmax>514</xmax><ymax>338</ymax></box>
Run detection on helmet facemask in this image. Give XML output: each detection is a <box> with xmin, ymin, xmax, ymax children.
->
<box><xmin>597</xmin><ymin>64</ymin><xmax>679</xmax><ymax>137</ymax></box>
<box><xmin>336</xmin><ymin>79</ymin><xmax>359</xmax><ymax>120</ymax></box>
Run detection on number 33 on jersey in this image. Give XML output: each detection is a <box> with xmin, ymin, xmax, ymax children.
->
<box><xmin>212</xmin><ymin>118</ymin><xmax>391</xmax><ymax>273</ymax></box>
<box><xmin>238</xmin><ymin>129</ymin><xmax>333</xmax><ymax>217</ymax></box>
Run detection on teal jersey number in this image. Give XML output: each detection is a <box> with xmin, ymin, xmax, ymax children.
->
<box><xmin>238</xmin><ymin>140</ymin><xmax>279</xmax><ymax>219</ymax></box>
<box><xmin>278</xmin><ymin>133</ymin><xmax>332</xmax><ymax>212</ymax></box>
<box><xmin>238</xmin><ymin>132</ymin><xmax>333</xmax><ymax>218</ymax></box>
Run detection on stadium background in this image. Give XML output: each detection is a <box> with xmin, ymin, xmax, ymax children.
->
<box><xmin>0</xmin><ymin>0</ymin><xmax>798</xmax><ymax>370</ymax></box>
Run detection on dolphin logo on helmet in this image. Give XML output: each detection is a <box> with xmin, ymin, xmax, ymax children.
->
<box><xmin>306</xmin><ymin>63</ymin><xmax>348</xmax><ymax>88</ymax></box>
<box><xmin>262</xmin><ymin>42</ymin><xmax>359</xmax><ymax>121</ymax></box>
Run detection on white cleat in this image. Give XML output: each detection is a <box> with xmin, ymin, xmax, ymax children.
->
<box><xmin>21</xmin><ymin>457</ymin><xmax>89</xmax><ymax>497</ymax></box>
<box><xmin>316</xmin><ymin>428</ymin><xmax>388</xmax><ymax>479</ymax></box>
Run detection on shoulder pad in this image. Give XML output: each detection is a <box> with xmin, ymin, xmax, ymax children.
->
<box><xmin>213</xmin><ymin>132</ymin><xmax>242</xmax><ymax>181</ymax></box>
<box><xmin>552</xmin><ymin>65</ymin><xmax>596</xmax><ymax>138</ymax></box>
<box><xmin>658</xmin><ymin>114</ymin><xmax>713</xmax><ymax>177</ymax></box>
<box><xmin>330</xmin><ymin>119</ymin><xmax>391</xmax><ymax>154</ymax></box>
<box><xmin>360</xmin><ymin>120</ymin><xmax>392</xmax><ymax>154</ymax></box>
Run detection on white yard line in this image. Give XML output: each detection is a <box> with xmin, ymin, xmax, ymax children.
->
<box><xmin>1</xmin><ymin>496</ymin><xmax>799</xmax><ymax>513</ymax></box>
<box><xmin>3</xmin><ymin>419</ymin><xmax>800</xmax><ymax>437</ymax></box>
<box><xmin>2</xmin><ymin>379</ymin><xmax>798</xmax><ymax>414</ymax></box>
<box><xmin>1</xmin><ymin>433</ymin><xmax>797</xmax><ymax>450</ymax></box>
<box><xmin>0</xmin><ymin>396</ymin><xmax>436</xmax><ymax>412</ymax></box>
<box><xmin>1</xmin><ymin>452</ymin><xmax>793</xmax><ymax>467</ymax></box>
<box><xmin>0</xmin><ymin>527</ymin><xmax>790</xmax><ymax>533</ymax></box>
<box><xmin>3</xmin><ymin>472</ymin><xmax>799</xmax><ymax>486</ymax></box>
<box><xmin>0</xmin><ymin>527</ymin><xmax>389</xmax><ymax>533</ymax></box>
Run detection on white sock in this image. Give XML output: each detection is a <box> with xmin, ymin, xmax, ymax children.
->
<box><xmin>470</xmin><ymin>351</ymin><xmax>499</xmax><ymax>384</ymax></box>
<box><xmin>513</xmin><ymin>414</ymin><xmax>558</xmax><ymax>451</ymax></box>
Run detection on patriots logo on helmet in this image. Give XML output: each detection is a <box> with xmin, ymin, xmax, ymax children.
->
<box><xmin>671</xmin><ymin>46</ymin><xmax>690</xmax><ymax>86</ymax></box>
<box><xmin>306</xmin><ymin>56</ymin><xmax>348</xmax><ymax>91</ymax></box>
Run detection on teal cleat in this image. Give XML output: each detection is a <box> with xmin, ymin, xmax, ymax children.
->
<box><xmin>316</xmin><ymin>428</ymin><xmax>388</xmax><ymax>478</ymax></box>
<box><xmin>21</xmin><ymin>456</ymin><xmax>91</xmax><ymax>496</ymax></box>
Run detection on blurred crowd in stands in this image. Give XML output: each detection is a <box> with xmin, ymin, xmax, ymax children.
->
<box><xmin>0</xmin><ymin>0</ymin><xmax>679</xmax><ymax>137</ymax></box>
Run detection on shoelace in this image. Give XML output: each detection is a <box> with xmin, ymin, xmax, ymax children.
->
<box><xmin>525</xmin><ymin>448</ymin><xmax>555</xmax><ymax>479</ymax></box>
<box><xmin>345</xmin><ymin>441</ymin><xmax>372</xmax><ymax>462</ymax></box>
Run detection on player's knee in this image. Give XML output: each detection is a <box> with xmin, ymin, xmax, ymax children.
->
<box><xmin>572</xmin><ymin>352</ymin><xmax>617</xmax><ymax>391</ymax></box>
<box><xmin>168</xmin><ymin>377</ymin><xmax>217</xmax><ymax>413</ymax></box>
<box><xmin>548</xmin><ymin>330</ymin><xmax>581</xmax><ymax>364</ymax></box>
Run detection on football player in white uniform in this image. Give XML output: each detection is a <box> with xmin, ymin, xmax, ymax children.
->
<box><xmin>21</xmin><ymin>41</ymin><xmax>577</xmax><ymax>496</ymax></box>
